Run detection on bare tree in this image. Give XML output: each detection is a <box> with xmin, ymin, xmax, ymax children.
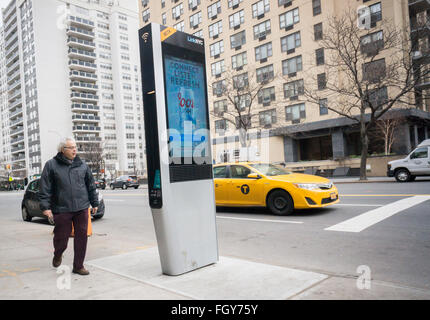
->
<box><xmin>209</xmin><ymin>66</ymin><xmax>281</xmax><ymax>149</ymax></box>
<box><xmin>303</xmin><ymin>9</ymin><xmax>429</xmax><ymax>180</ymax></box>
<box><xmin>79</xmin><ymin>141</ymin><xmax>105</xmax><ymax>179</ymax></box>
<box><xmin>374</xmin><ymin>114</ymin><xmax>404</xmax><ymax>156</ymax></box>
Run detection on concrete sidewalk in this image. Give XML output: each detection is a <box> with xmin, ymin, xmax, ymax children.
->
<box><xmin>2</xmin><ymin>243</ymin><xmax>430</xmax><ymax>300</ymax></box>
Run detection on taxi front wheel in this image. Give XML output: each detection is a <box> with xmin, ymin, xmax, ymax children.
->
<box><xmin>267</xmin><ymin>190</ymin><xmax>294</xmax><ymax>216</ymax></box>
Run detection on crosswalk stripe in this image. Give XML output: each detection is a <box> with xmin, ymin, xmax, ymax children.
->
<box><xmin>325</xmin><ymin>196</ymin><xmax>430</xmax><ymax>233</ymax></box>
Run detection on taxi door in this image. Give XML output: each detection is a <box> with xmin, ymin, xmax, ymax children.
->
<box><xmin>229</xmin><ymin>165</ymin><xmax>264</xmax><ymax>206</ymax></box>
<box><xmin>213</xmin><ymin>165</ymin><xmax>230</xmax><ymax>205</ymax></box>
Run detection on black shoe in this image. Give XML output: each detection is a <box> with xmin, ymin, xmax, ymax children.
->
<box><xmin>72</xmin><ymin>268</ymin><xmax>90</xmax><ymax>276</ymax></box>
<box><xmin>52</xmin><ymin>255</ymin><xmax>62</xmax><ymax>268</ymax></box>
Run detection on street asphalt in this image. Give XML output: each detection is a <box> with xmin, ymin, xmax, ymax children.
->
<box><xmin>1</xmin><ymin>178</ymin><xmax>430</xmax><ymax>300</ymax></box>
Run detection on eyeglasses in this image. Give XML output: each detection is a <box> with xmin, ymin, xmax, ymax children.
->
<box><xmin>64</xmin><ymin>146</ymin><xmax>77</xmax><ymax>150</ymax></box>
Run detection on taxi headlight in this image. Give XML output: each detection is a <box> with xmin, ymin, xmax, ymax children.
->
<box><xmin>293</xmin><ymin>183</ymin><xmax>320</xmax><ymax>190</ymax></box>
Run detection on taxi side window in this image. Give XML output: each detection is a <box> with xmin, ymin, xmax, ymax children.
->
<box><xmin>410</xmin><ymin>147</ymin><xmax>428</xmax><ymax>159</ymax></box>
<box><xmin>230</xmin><ymin>165</ymin><xmax>251</xmax><ymax>179</ymax></box>
<box><xmin>28</xmin><ymin>180</ymin><xmax>39</xmax><ymax>192</ymax></box>
<box><xmin>213</xmin><ymin>166</ymin><xmax>228</xmax><ymax>178</ymax></box>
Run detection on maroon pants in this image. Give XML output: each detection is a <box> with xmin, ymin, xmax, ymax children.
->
<box><xmin>53</xmin><ymin>209</ymin><xmax>88</xmax><ymax>270</ymax></box>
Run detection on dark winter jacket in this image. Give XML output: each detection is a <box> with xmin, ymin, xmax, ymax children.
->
<box><xmin>38</xmin><ymin>152</ymin><xmax>99</xmax><ymax>213</ymax></box>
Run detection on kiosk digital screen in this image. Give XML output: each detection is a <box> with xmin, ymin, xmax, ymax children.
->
<box><xmin>163</xmin><ymin>54</ymin><xmax>210</xmax><ymax>165</ymax></box>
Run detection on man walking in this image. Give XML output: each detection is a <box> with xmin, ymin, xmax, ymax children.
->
<box><xmin>39</xmin><ymin>137</ymin><xmax>98</xmax><ymax>276</ymax></box>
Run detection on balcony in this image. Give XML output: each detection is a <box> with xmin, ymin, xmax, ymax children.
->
<box><xmin>5</xmin><ymin>42</ymin><xmax>18</xmax><ymax>59</ymax></box>
<box><xmin>75</xmin><ymin>135</ymin><xmax>102</xmax><ymax>143</ymax></box>
<box><xmin>3</xmin><ymin>2</ymin><xmax>16</xmax><ymax>21</ymax></box>
<box><xmin>72</xmin><ymin>114</ymin><xmax>100</xmax><ymax>123</ymax></box>
<box><xmin>10</xmin><ymin>135</ymin><xmax>24</xmax><ymax>145</ymax></box>
<box><xmin>11</xmin><ymin>155</ymin><xmax>25</xmax><ymax>163</ymax></box>
<box><xmin>71</xmin><ymin>103</ymin><xmax>100</xmax><ymax>112</ymax></box>
<box><xmin>69</xmin><ymin>70</ymin><xmax>97</xmax><ymax>82</ymax></box>
<box><xmin>67</xmin><ymin>37</ymin><xmax>95</xmax><ymax>50</ymax></box>
<box><xmin>8</xmin><ymin>80</ymin><xmax>20</xmax><ymax>92</ymax></box>
<box><xmin>66</xmin><ymin>26</ymin><xmax>95</xmax><ymax>40</ymax></box>
<box><xmin>69</xmin><ymin>59</ymin><xmax>97</xmax><ymax>72</ymax></box>
<box><xmin>70</xmin><ymin>81</ymin><xmax>98</xmax><ymax>92</ymax></box>
<box><xmin>70</xmin><ymin>92</ymin><xmax>99</xmax><ymax>102</ymax></box>
<box><xmin>10</xmin><ymin>126</ymin><xmax>23</xmax><ymax>137</ymax></box>
<box><xmin>68</xmin><ymin>15</ymin><xmax>95</xmax><ymax>29</ymax></box>
<box><xmin>4</xmin><ymin>21</ymin><xmax>17</xmax><ymax>40</ymax></box>
<box><xmin>9</xmin><ymin>98</ymin><xmax>22</xmax><ymax>110</ymax></box>
<box><xmin>11</xmin><ymin>145</ymin><xmax>25</xmax><ymax>154</ymax></box>
<box><xmin>68</xmin><ymin>48</ymin><xmax>96</xmax><ymax>61</ymax></box>
<box><xmin>72</xmin><ymin>125</ymin><xmax>101</xmax><ymax>133</ymax></box>
<box><xmin>8</xmin><ymin>89</ymin><xmax>21</xmax><ymax>101</ymax></box>
<box><xmin>5</xmin><ymin>31</ymin><xmax>18</xmax><ymax>49</ymax></box>
<box><xmin>409</xmin><ymin>0</ymin><xmax>430</xmax><ymax>14</ymax></box>
<box><xmin>9</xmin><ymin>107</ymin><xmax>23</xmax><ymax>119</ymax></box>
<box><xmin>7</xmin><ymin>58</ymin><xmax>19</xmax><ymax>73</ymax></box>
<box><xmin>415</xmin><ymin>75</ymin><xmax>430</xmax><ymax>90</ymax></box>
<box><xmin>10</xmin><ymin>117</ymin><xmax>24</xmax><ymax>127</ymax></box>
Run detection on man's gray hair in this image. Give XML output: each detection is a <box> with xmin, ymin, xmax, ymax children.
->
<box><xmin>57</xmin><ymin>137</ymin><xmax>76</xmax><ymax>153</ymax></box>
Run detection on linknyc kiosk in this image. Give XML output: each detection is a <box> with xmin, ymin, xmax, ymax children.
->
<box><xmin>138</xmin><ymin>23</ymin><xmax>219</xmax><ymax>275</ymax></box>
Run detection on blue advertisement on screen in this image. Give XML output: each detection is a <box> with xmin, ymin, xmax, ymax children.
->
<box><xmin>164</xmin><ymin>55</ymin><xmax>209</xmax><ymax>163</ymax></box>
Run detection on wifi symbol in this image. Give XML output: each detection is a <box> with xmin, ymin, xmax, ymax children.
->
<box><xmin>142</xmin><ymin>32</ymin><xmax>149</xmax><ymax>43</ymax></box>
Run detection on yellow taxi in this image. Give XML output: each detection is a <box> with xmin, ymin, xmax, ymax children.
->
<box><xmin>213</xmin><ymin>162</ymin><xmax>339</xmax><ymax>215</ymax></box>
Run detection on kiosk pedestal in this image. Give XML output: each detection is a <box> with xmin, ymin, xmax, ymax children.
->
<box><xmin>139</xmin><ymin>23</ymin><xmax>218</xmax><ymax>275</ymax></box>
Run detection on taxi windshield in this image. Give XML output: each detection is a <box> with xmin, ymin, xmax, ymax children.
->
<box><xmin>249</xmin><ymin>163</ymin><xmax>291</xmax><ymax>176</ymax></box>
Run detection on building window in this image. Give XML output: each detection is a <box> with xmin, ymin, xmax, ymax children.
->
<box><xmin>317</xmin><ymin>73</ymin><xmax>326</xmax><ymax>90</ymax></box>
<box><xmin>162</xmin><ymin>0</ymin><xmax>165</xmax><ymax>8</ymax></box>
<box><xmin>360</xmin><ymin>30</ymin><xmax>384</xmax><ymax>54</ymax></box>
<box><xmin>212</xmin><ymin>80</ymin><xmax>227</xmax><ymax>97</ymax></box>
<box><xmin>363</xmin><ymin>58</ymin><xmax>385</xmax><ymax>83</ymax></box>
<box><xmin>233</xmin><ymin>72</ymin><xmax>249</xmax><ymax>89</ymax></box>
<box><xmin>188</xmin><ymin>0</ymin><xmax>201</xmax><ymax>10</ymax></box>
<box><xmin>229</xmin><ymin>10</ymin><xmax>245</xmax><ymax>29</ymax></box>
<box><xmin>279</xmin><ymin>0</ymin><xmax>292</xmax><ymax>5</ymax></box>
<box><xmin>215</xmin><ymin>119</ymin><xmax>227</xmax><ymax>133</ymax></box>
<box><xmin>208</xmin><ymin>1</ymin><xmax>221</xmax><ymax>19</ymax></box>
<box><xmin>281</xmin><ymin>31</ymin><xmax>301</xmax><ymax>53</ymax></box>
<box><xmin>312</xmin><ymin>0</ymin><xmax>321</xmax><ymax>16</ymax></box>
<box><xmin>252</xmin><ymin>0</ymin><xmax>270</xmax><ymax>18</ymax></box>
<box><xmin>259</xmin><ymin>109</ymin><xmax>276</xmax><ymax>126</ymax></box>
<box><xmin>370</xmin><ymin>2</ymin><xmax>382</xmax><ymax>26</ymax></box>
<box><xmin>211</xmin><ymin>60</ymin><xmax>225</xmax><ymax>76</ymax></box>
<box><xmin>319</xmin><ymin>98</ymin><xmax>328</xmax><ymax>115</ymax></box>
<box><xmin>253</xmin><ymin>20</ymin><xmax>271</xmax><ymax>39</ymax></box>
<box><xmin>316</xmin><ymin>48</ymin><xmax>325</xmax><ymax>65</ymax></box>
<box><xmin>282</xmin><ymin>55</ymin><xmax>302</xmax><ymax>76</ymax></box>
<box><xmin>255</xmin><ymin>42</ymin><xmax>272</xmax><ymax>61</ymax></box>
<box><xmin>234</xmin><ymin>94</ymin><xmax>251</xmax><ymax>111</ymax></box>
<box><xmin>279</xmin><ymin>7</ymin><xmax>299</xmax><ymax>29</ymax></box>
<box><xmin>173</xmin><ymin>20</ymin><xmax>184</xmax><ymax>31</ymax></box>
<box><xmin>209</xmin><ymin>20</ymin><xmax>222</xmax><ymax>38</ymax></box>
<box><xmin>231</xmin><ymin>51</ymin><xmax>247</xmax><ymax>69</ymax></box>
<box><xmin>286</xmin><ymin>103</ymin><xmax>306</xmax><ymax>123</ymax></box>
<box><xmin>142</xmin><ymin>8</ymin><xmax>150</xmax><ymax>22</ymax></box>
<box><xmin>172</xmin><ymin>3</ymin><xmax>184</xmax><ymax>20</ymax></box>
<box><xmin>193</xmin><ymin>29</ymin><xmax>203</xmax><ymax>38</ymax></box>
<box><xmin>214</xmin><ymin>100</ymin><xmax>228</xmax><ymax>115</ymax></box>
<box><xmin>230</xmin><ymin>30</ymin><xmax>246</xmax><ymax>49</ymax></box>
<box><xmin>256</xmin><ymin>64</ymin><xmax>274</xmax><ymax>83</ymax></box>
<box><xmin>314</xmin><ymin>22</ymin><xmax>323</xmax><ymax>40</ymax></box>
<box><xmin>190</xmin><ymin>11</ymin><xmax>202</xmax><ymax>28</ymax></box>
<box><xmin>162</xmin><ymin>12</ymin><xmax>167</xmax><ymax>25</ymax></box>
<box><xmin>258</xmin><ymin>86</ymin><xmax>276</xmax><ymax>105</ymax></box>
<box><xmin>210</xmin><ymin>40</ymin><xmax>224</xmax><ymax>57</ymax></box>
<box><xmin>228</xmin><ymin>0</ymin><xmax>243</xmax><ymax>8</ymax></box>
<box><xmin>283</xmin><ymin>79</ymin><xmax>304</xmax><ymax>99</ymax></box>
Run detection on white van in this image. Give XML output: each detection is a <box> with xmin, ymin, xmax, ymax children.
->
<box><xmin>387</xmin><ymin>139</ymin><xmax>430</xmax><ymax>182</ymax></box>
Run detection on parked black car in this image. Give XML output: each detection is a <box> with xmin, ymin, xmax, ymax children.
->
<box><xmin>95</xmin><ymin>179</ymin><xmax>106</xmax><ymax>189</ymax></box>
<box><xmin>110</xmin><ymin>175</ymin><xmax>139</xmax><ymax>190</ymax></box>
<box><xmin>21</xmin><ymin>178</ymin><xmax>105</xmax><ymax>224</ymax></box>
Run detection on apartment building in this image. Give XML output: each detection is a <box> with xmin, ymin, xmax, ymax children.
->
<box><xmin>0</xmin><ymin>0</ymin><xmax>145</xmax><ymax>180</ymax></box>
<box><xmin>139</xmin><ymin>0</ymin><xmax>430</xmax><ymax>167</ymax></box>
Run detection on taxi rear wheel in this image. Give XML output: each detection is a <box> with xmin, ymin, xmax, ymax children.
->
<box><xmin>267</xmin><ymin>190</ymin><xmax>294</xmax><ymax>216</ymax></box>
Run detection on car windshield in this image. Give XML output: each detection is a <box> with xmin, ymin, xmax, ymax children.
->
<box><xmin>249</xmin><ymin>163</ymin><xmax>291</xmax><ymax>176</ymax></box>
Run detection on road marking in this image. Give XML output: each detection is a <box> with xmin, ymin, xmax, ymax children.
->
<box><xmin>332</xmin><ymin>203</ymin><xmax>383</xmax><ymax>207</ymax></box>
<box><xmin>340</xmin><ymin>194</ymin><xmax>430</xmax><ymax>197</ymax></box>
<box><xmin>216</xmin><ymin>215</ymin><xmax>303</xmax><ymax>224</ymax></box>
<box><xmin>325</xmin><ymin>195</ymin><xmax>430</xmax><ymax>233</ymax></box>
<box><xmin>104</xmin><ymin>199</ymin><xmax>125</xmax><ymax>202</ymax></box>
